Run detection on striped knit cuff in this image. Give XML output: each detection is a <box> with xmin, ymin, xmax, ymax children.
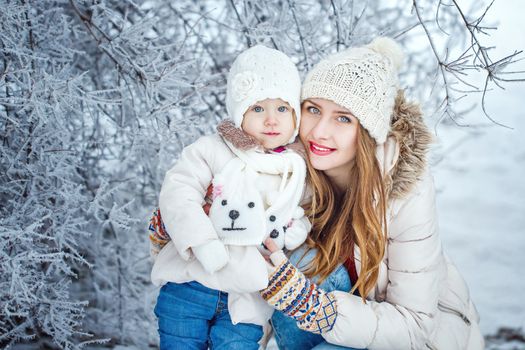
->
<box><xmin>260</xmin><ymin>259</ymin><xmax>338</xmax><ymax>334</ymax></box>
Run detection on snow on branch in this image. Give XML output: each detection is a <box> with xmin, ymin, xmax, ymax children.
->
<box><xmin>412</xmin><ymin>0</ymin><xmax>524</xmax><ymax>128</ymax></box>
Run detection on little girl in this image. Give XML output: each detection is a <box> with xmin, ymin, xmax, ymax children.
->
<box><xmin>150</xmin><ymin>45</ymin><xmax>310</xmax><ymax>349</ymax></box>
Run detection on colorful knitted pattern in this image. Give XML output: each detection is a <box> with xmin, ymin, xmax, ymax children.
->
<box><xmin>148</xmin><ymin>208</ymin><xmax>170</xmax><ymax>256</ymax></box>
<box><xmin>149</xmin><ymin>184</ymin><xmax>214</xmax><ymax>255</ymax></box>
<box><xmin>260</xmin><ymin>259</ymin><xmax>338</xmax><ymax>334</ymax></box>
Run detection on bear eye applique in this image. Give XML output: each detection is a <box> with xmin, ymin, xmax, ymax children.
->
<box><xmin>248</xmin><ymin>202</ymin><xmax>255</xmax><ymax>208</ymax></box>
<box><xmin>221</xmin><ymin>200</ymin><xmax>227</xmax><ymax>206</ymax></box>
<box><xmin>269</xmin><ymin>215</ymin><xmax>276</xmax><ymax>222</ymax></box>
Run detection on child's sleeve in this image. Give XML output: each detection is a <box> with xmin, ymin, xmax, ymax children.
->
<box><xmin>148</xmin><ymin>185</ymin><xmax>214</xmax><ymax>259</ymax></box>
<box><xmin>158</xmin><ymin>136</ymin><xmax>228</xmax><ymax>268</ymax></box>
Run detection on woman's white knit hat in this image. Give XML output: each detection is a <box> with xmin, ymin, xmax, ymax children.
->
<box><xmin>226</xmin><ymin>45</ymin><xmax>302</xmax><ymax>144</ymax></box>
<box><xmin>301</xmin><ymin>37</ymin><xmax>404</xmax><ymax>144</ymax></box>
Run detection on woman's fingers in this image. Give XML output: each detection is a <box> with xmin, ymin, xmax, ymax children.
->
<box><xmin>264</xmin><ymin>237</ymin><xmax>279</xmax><ymax>253</ymax></box>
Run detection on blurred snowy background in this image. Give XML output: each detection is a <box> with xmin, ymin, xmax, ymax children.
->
<box><xmin>1</xmin><ymin>0</ymin><xmax>523</xmax><ymax>349</ymax></box>
<box><xmin>433</xmin><ymin>0</ymin><xmax>525</xmax><ymax>347</ymax></box>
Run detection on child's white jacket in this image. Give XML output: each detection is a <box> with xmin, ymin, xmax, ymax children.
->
<box><xmin>151</xmin><ymin>123</ymin><xmax>307</xmax><ymax>326</ymax></box>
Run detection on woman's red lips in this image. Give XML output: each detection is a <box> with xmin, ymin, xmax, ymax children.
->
<box><xmin>263</xmin><ymin>132</ymin><xmax>280</xmax><ymax>136</ymax></box>
<box><xmin>309</xmin><ymin>141</ymin><xmax>336</xmax><ymax>155</ymax></box>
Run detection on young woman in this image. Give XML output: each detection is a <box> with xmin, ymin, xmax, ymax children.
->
<box><xmin>260</xmin><ymin>37</ymin><xmax>484</xmax><ymax>350</ymax></box>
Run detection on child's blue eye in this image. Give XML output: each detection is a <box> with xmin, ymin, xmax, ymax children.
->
<box><xmin>253</xmin><ymin>106</ymin><xmax>263</xmax><ymax>112</ymax></box>
<box><xmin>307</xmin><ymin>106</ymin><xmax>320</xmax><ymax>115</ymax></box>
<box><xmin>337</xmin><ymin>116</ymin><xmax>351</xmax><ymax>123</ymax></box>
<box><xmin>277</xmin><ymin>106</ymin><xmax>288</xmax><ymax>113</ymax></box>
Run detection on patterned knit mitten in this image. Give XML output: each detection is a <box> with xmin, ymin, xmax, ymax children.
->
<box><xmin>260</xmin><ymin>251</ymin><xmax>338</xmax><ymax>334</ymax></box>
<box><xmin>148</xmin><ymin>208</ymin><xmax>170</xmax><ymax>257</ymax></box>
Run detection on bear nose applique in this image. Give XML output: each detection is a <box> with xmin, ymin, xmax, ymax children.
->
<box><xmin>229</xmin><ymin>210</ymin><xmax>240</xmax><ymax>220</ymax></box>
<box><xmin>270</xmin><ymin>229</ymin><xmax>279</xmax><ymax>238</ymax></box>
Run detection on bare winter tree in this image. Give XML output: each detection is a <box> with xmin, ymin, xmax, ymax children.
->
<box><xmin>1</xmin><ymin>0</ymin><xmax>522</xmax><ymax>348</ymax></box>
<box><xmin>0</xmin><ymin>2</ymin><xmax>98</xmax><ymax>349</ymax></box>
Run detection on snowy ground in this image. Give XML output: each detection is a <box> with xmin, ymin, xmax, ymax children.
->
<box><xmin>434</xmin><ymin>106</ymin><xmax>525</xmax><ymax>336</ymax></box>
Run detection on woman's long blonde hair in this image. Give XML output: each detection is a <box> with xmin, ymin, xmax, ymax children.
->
<box><xmin>303</xmin><ymin>124</ymin><xmax>387</xmax><ymax>301</ymax></box>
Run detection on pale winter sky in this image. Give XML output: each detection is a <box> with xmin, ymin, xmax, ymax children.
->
<box><xmin>432</xmin><ymin>0</ymin><xmax>525</xmax><ymax>335</ymax></box>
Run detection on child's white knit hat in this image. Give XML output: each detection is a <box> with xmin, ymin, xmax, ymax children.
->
<box><xmin>301</xmin><ymin>37</ymin><xmax>404</xmax><ymax>144</ymax></box>
<box><xmin>226</xmin><ymin>45</ymin><xmax>302</xmax><ymax>144</ymax></box>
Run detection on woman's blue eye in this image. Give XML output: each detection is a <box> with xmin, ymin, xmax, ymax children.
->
<box><xmin>307</xmin><ymin>106</ymin><xmax>320</xmax><ymax>114</ymax></box>
<box><xmin>277</xmin><ymin>106</ymin><xmax>288</xmax><ymax>113</ymax></box>
<box><xmin>337</xmin><ymin>116</ymin><xmax>351</xmax><ymax>123</ymax></box>
<box><xmin>253</xmin><ymin>106</ymin><xmax>263</xmax><ymax>112</ymax></box>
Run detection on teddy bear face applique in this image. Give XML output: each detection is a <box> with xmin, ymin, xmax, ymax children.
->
<box><xmin>209</xmin><ymin>158</ymin><xmax>267</xmax><ymax>246</ymax></box>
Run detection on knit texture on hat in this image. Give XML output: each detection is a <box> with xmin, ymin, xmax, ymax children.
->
<box><xmin>226</xmin><ymin>45</ymin><xmax>302</xmax><ymax>144</ymax></box>
<box><xmin>301</xmin><ymin>37</ymin><xmax>404</xmax><ymax>144</ymax></box>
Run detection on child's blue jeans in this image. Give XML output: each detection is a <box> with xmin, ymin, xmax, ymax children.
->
<box><xmin>271</xmin><ymin>247</ymin><xmax>364</xmax><ymax>350</ymax></box>
<box><xmin>154</xmin><ymin>281</ymin><xmax>263</xmax><ymax>349</ymax></box>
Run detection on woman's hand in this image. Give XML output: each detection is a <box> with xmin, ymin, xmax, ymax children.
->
<box><xmin>260</xmin><ymin>237</ymin><xmax>281</xmax><ymax>264</ymax></box>
<box><xmin>263</xmin><ymin>237</ymin><xmax>280</xmax><ymax>253</ymax></box>
<box><xmin>261</xmin><ymin>237</ymin><xmax>290</xmax><ymax>268</ymax></box>
<box><xmin>260</xmin><ymin>249</ymin><xmax>338</xmax><ymax>334</ymax></box>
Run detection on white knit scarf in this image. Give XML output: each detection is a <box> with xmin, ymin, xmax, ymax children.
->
<box><xmin>208</xmin><ymin>141</ymin><xmax>306</xmax><ymax>246</ymax></box>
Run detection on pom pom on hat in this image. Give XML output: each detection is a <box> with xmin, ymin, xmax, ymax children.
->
<box><xmin>366</xmin><ymin>36</ymin><xmax>404</xmax><ymax>71</ymax></box>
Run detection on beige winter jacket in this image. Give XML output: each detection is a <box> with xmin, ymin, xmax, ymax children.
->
<box><xmin>151</xmin><ymin>121</ymin><xmax>307</xmax><ymax>327</ymax></box>
<box><xmin>321</xmin><ymin>92</ymin><xmax>484</xmax><ymax>350</ymax></box>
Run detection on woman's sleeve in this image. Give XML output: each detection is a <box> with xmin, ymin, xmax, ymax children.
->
<box><xmin>260</xmin><ymin>251</ymin><xmax>338</xmax><ymax>334</ymax></box>
<box><xmin>323</xmin><ymin>170</ymin><xmax>444</xmax><ymax>350</ymax></box>
<box><xmin>158</xmin><ymin>135</ymin><xmax>223</xmax><ymax>260</ymax></box>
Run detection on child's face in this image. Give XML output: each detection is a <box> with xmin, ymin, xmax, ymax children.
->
<box><xmin>241</xmin><ymin>98</ymin><xmax>295</xmax><ymax>150</ymax></box>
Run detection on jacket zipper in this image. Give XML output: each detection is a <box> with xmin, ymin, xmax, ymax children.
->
<box><xmin>438</xmin><ymin>302</ymin><xmax>471</xmax><ymax>326</ymax></box>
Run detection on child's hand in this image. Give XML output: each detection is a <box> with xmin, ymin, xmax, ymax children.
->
<box><xmin>192</xmin><ymin>240</ymin><xmax>229</xmax><ymax>274</ymax></box>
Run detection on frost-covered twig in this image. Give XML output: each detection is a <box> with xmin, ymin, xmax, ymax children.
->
<box><xmin>413</xmin><ymin>0</ymin><xmax>524</xmax><ymax>129</ymax></box>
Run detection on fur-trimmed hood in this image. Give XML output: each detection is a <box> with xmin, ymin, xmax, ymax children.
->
<box><xmin>385</xmin><ymin>90</ymin><xmax>433</xmax><ymax>199</ymax></box>
<box><xmin>217</xmin><ymin>89</ymin><xmax>432</xmax><ymax>200</ymax></box>
<box><xmin>216</xmin><ymin>119</ymin><xmax>261</xmax><ymax>151</ymax></box>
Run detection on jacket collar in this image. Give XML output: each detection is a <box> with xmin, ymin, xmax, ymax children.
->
<box><xmin>217</xmin><ymin>119</ymin><xmax>262</xmax><ymax>151</ymax></box>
